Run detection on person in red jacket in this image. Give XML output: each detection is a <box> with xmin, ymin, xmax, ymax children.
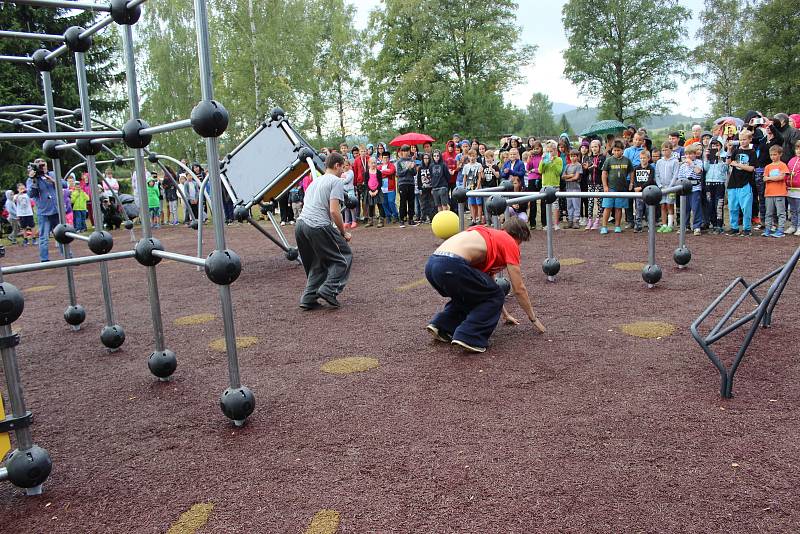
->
<box><xmin>352</xmin><ymin>145</ymin><xmax>370</xmax><ymax>221</ymax></box>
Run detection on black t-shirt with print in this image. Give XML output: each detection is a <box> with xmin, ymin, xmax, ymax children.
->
<box><xmin>633</xmin><ymin>164</ymin><xmax>656</xmax><ymax>188</ymax></box>
<box><xmin>481</xmin><ymin>163</ymin><xmax>499</xmax><ymax>188</ymax></box>
<box><xmin>729</xmin><ymin>147</ymin><xmax>756</xmax><ymax>189</ymax></box>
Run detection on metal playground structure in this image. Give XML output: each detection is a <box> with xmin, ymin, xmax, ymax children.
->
<box><xmin>0</xmin><ymin>0</ymin><xmax>254</xmax><ymax>496</ymax></box>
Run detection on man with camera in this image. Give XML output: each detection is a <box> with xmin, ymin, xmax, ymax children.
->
<box><xmin>26</xmin><ymin>158</ymin><xmax>68</xmax><ymax>262</ymax></box>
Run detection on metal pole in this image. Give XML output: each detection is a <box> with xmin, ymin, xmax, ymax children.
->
<box><xmin>545</xmin><ymin>204</ymin><xmax>555</xmax><ymax>282</ymax></box>
<box><xmin>120</xmin><ymin>26</ymin><xmax>167</xmax><ymax>357</ymax></box>
<box><xmin>648</xmin><ymin>205</ymin><xmax>656</xmax><ymax>266</ymax></box>
<box><xmin>151</xmin><ymin>249</ymin><xmax>206</xmax><ymax>267</ymax></box>
<box><xmin>458</xmin><ymin>202</ymin><xmax>465</xmax><ymax>232</ymax></box>
<box><xmin>2</xmin><ymin>250</ymin><xmax>136</xmax><ymax>275</ymax></box>
<box><xmin>196</xmin><ymin>174</ymin><xmax>208</xmax><ymax>267</ymax></box>
<box><xmin>266</xmin><ymin>211</ymin><xmax>292</xmax><ymax>249</ymax></box>
<box><xmin>3</xmin><ymin>0</ymin><xmax>111</xmax><ymax>10</ymax></box>
<box><xmin>138</xmin><ymin>119</ymin><xmax>192</xmax><ymax>136</ymax></box>
<box><xmin>0</xmin><ymin>131</ymin><xmax>121</xmax><ymax>141</ymax></box>
<box><xmin>679</xmin><ymin>192</ymin><xmax>687</xmax><ymax>249</ymax></box>
<box><xmin>0</xmin><ymin>55</ymin><xmax>32</xmax><ymax>64</ymax></box>
<box><xmin>492</xmin><ymin>214</ymin><xmax>500</xmax><ymax>229</ymax></box>
<box><xmin>0</xmin><ymin>30</ymin><xmax>65</xmax><ymax>41</ymax></box>
<box><xmin>194</xmin><ymin>0</ymin><xmax>249</xmax><ymax>422</ymax></box>
<box><xmin>74</xmin><ymin>52</ymin><xmax>118</xmax><ymax>336</ymax></box>
<box><xmin>41</xmin><ymin>71</ymin><xmax>80</xmax><ymax>328</ymax></box>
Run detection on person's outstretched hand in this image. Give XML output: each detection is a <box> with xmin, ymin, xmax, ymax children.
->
<box><xmin>531</xmin><ymin>315</ymin><xmax>545</xmax><ymax>334</ymax></box>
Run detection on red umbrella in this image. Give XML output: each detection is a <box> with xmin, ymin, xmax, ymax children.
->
<box><xmin>389</xmin><ymin>132</ymin><xmax>435</xmax><ymax>147</ymax></box>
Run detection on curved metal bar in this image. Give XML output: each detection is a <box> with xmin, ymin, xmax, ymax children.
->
<box><xmin>0</xmin><ymin>30</ymin><xmax>65</xmax><ymax>42</ymax></box>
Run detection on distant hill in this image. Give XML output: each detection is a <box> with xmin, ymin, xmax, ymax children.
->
<box><xmin>551</xmin><ymin>102</ymin><xmax>577</xmax><ymax>115</ymax></box>
<box><xmin>554</xmin><ymin>106</ymin><xmax>704</xmax><ymax>135</ymax></box>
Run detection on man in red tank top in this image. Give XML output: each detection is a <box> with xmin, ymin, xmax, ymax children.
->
<box><xmin>424</xmin><ymin>217</ymin><xmax>545</xmax><ymax>353</ymax></box>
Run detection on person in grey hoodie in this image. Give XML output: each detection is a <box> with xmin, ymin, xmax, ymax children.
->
<box><xmin>4</xmin><ymin>190</ymin><xmax>18</xmax><ymax>244</ymax></box>
<box><xmin>429</xmin><ymin>150</ymin><xmax>450</xmax><ymax>211</ymax></box>
<box><xmin>395</xmin><ymin>144</ymin><xmax>418</xmax><ymax>226</ymax></box>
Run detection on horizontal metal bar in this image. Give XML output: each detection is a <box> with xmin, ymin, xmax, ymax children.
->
<box><xmin>661</xmin><ymin>185</ymin><xmax>685</xmax><ymax>195</ymax></box>
<box><xmin>139</xmin><ymin>119</ymin><xmax>192</xmax><ymax>136</ymax></box>
<box><xmin>65</xmin><ymin>232</ymin><xmax>90</xmax><ymax>242</ymax></box>
<box><xmin>151</xmin><ymin>249</ymin><xmax>206</xmax><ymax>267</ymax></box>
<box><xmin>4</xmin><ymin>0</ymin><xmax>110</xmax><ymax>11</ymax></box>
<box><xmin>0</xmin><ymin>55</ymin><xmax>32</xmax><ymax>64</ymax></box>
<box><xmin>555</xmin><ymin>191</ymin><xmax>641</xmax><ymax>199</ymax></box>
<box><xmin>466</xmin><ymin>191</ymin><xmax>538</xmax><ymax>198</ymax></box>
<box><xmin>0</xmin><ymin>130</ymin><xmax>122</xmax><ymax>141</ymax></box>
<box><xmin>90</xmin><ymin>137</ymin><xmax>120</xmax><ymax>145</ymax></box>
<box><xmin>507</xmin><ymin>193</ymin><xmax>546</xmax><ymax>204</ymax></box>
<box><xmin>44</xmin><ymin>44</ymin><xmax>67</xmax><ymax>62</ymax></box>
<box><xmin>0</xmin><ymin>30</ymin><xmax>65</xmax><ymax>42</ymax></box>
<box><xmin>126</xmin><ymin>0</ymin><xmax>147</xmax><ymax>9</ymax></box>
<box><xmin>2</xmin><ymin>250</ymin><xmax>135</xmax><ymax>275</ymax></box>
<box><xmin>79</xmin><ymin>15</ymin><xmax>113</xmax><ymax>40</ymax></box>
<box><xmin>56</xmin><ymin>142</ymin><xmax>77</xmax><ymax>150</ymax></box>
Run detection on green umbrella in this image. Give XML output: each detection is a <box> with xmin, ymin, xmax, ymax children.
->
<box><xmin>579</xmin><ymin>119</ymin><xmax>627</xmax><ymax>137</ymax></box>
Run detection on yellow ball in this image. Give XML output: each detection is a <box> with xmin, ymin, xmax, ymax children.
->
<box><xmin>431</xmin><ymin>210</ymin><xmax>460</xmax><ymax>239</ymax></box>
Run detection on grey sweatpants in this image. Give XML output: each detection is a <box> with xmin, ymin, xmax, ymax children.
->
<box><xmin>295</xmin><ymin>219</ymin><xmax>352</xmax><ymax>305</ymax></box>
<box><xmin>765</xmin><ymin>196</ymin><xmax>786</xmax><ymax>231</ymax></box>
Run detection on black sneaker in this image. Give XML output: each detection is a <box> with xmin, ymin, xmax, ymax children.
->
<box><xmin>426</xmin><ymin>324</ymin><xmax>452</xmax><ymax>343</ymax></box>
<box><xmin>725</xmin><ymin>229</ymin><xmax>739</xmax><ymax>236</ymax></box>
<box><xmin>634</xmin><ymin>226</ymin><xmax>642</xmax><ymax>233</ymax></box>
<box><xmin>317</xmin><ymin>291</ymin><xmax>341</xmax><ymax>308</ymax></box>
<box><xmin>451</xmin><ymin>339</ymin><xmax>486</xmax><ymax>353</ymax></box>
<box><xmin>741</xmin><ymin>230</ymin><xmax>752</xmax><ymax>237</ymax></box>
<box><xmin>299</xmin><ymin>301</ymin><xmax>322</xmax><ymax>311</ymax></box>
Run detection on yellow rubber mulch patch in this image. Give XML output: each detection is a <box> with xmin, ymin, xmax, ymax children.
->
<box><xmin>560</xmin><ymin>258</ymin><xmax>586</xmax><ymax>266</ymax></box>
<box><xmin>321</xmin><ymin>357</ymin><xmax>379</xmax><ymax>375</ymax></box>
<box><xmin>174</xmin><ymin>313</ymin><xmax>216</xmax><ymax>326</ymax></box>
<box><xmin>23</xmin><ymin>285</ymin><xmax>56</xmax><ymax>293</ymax></box>
<box><xmin>305</xmin><ymin>509</ymin><xmax>341</xmax><ymax>534</ymax></box>
<box><xmin>208</xmin><ymin>336</ymin><xmax>259</xmax><ymax>352</ymax></box>
<box><xmin>167</xmin><ymin>503</ymin><xmax>214</xmax><ymax>534</ymax></box>
<box><xmin>620</xmin><ymin>321</ymin><xmax>676</xmax><ymax>339</ymax></box>
<box><xmin>612</xmin><ymin>262</ymin><xmax>646</xmax><ymax>271</ymax></box>
<box><xmin>396</xmin><ymin>277</ymin><xmax>428</xmax><ymax>292</ymax></box>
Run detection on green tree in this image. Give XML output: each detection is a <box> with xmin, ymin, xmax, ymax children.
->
<box><xmin>0</xmin><ymin>5</ymin><xmax>124</xmax><ymax>188</ymax></box>
<box><xmin>364</xmin><ymin>0</ymin><xmax>535</xmax><ymax>141</ymax></box>
<box><xmin>558</xmin><ymin>114</ymin><xmax>573</xmax><ymax>136</ymax></box>
<box><xmin>734</xmin><ymin>0</ymin><xmax>800</xmax><ymax>115</ymax></box>
<box><xmin>562</xmin><ymin>0</ymin><xmax>689</xmax><ymax>124</ymax></box>
<box><xmin>694</xmin><ymin>0</ymin><xmax>745</xmax><ymax>117</ymax></box>
<box><xmin>520</xmin><ymin>93</ymin><xmax>558</xmax><ymax>137</ymax></box>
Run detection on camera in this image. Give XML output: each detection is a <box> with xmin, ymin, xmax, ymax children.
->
<box><xmin>751</xmin><ymin>117</ymin><xmax>766</xmax><ymax>126</ymax></box>
<box><xmin>27</xmin><ymin>161</ymin><xmax>46</xmax><ymax>177</ymax></box>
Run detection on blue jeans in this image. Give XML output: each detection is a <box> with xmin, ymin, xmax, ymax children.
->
<box><xmin>788</xmin><ymin>197</ymin><xmax>800</xmax><ymax>228</ymax></box>
<box><xmin>685</xmin><ymin>190</ymin><xmax>704</xmax><ymax>230</ymax></box>
<box><xmin>728</xmin><ymin>185</ymin><xmax>753</xmax><ymax>231</ymax></box>
<box><xmin>382</xmin><ymin>190</ymin><xmax>398</xmax><ymax>219</ymax></box>
<box><xmin>425</xmin><ymin>254</ymin><xmax>504</xmax><ymax>349</ymax></box>
<box><xmin>37</xmin><ymin>212</ymin><xmax>62</xmax><ymax>262</ymax></box>
<box><xmin>74</xmin><ymin>210</ymin><xmax>87</xmax><ymax>232</ymax></box>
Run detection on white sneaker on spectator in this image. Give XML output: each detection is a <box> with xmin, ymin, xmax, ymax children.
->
<box><xmin>787</xmin><ymin>225</ymin><xmax>796</xmax><ymax>235</ymax></box>
<box><xmin>795</xmin><ymin>228</ymin><xmax>800</xmax><ymax>236</ymax></box>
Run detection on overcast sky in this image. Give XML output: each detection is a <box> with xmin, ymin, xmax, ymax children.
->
<box><xmin>352</xmin><ymin>0</ymin><xmax>709</xmax><ymax>117</ymax></box>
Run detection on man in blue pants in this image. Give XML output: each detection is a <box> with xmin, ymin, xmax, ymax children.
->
<box><xmin>26</xmin><ymin>158</ymin><xmax>67</xmax><ymax>262</ymax></box>
<box><xmin>425</xmin><ymin>217</ymin><xmax>545</xmax><ymax>353</ymax></box>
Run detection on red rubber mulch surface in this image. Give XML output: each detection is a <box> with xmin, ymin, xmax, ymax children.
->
<box><xmin>1</xmin><ymin>223</ymin><xmax>799</xmax><ymax>532</ymax></box>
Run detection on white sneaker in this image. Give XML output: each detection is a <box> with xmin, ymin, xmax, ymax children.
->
<box><xmin>786</xmin><ymin>225</ymin><xmax>796</xmax><ymax>235</ymax></box>
<box><xmin>280</xmin><ymin>221</ymin><xmax>286</xmax><ymax>226</ymax></box>
<box><xmin>693</xmin><ymin>228</ymin><xmax>701</xmax><ymax>236</ymax></box>
<box><xmin>795</xmin><ymin>228</ymin><xmax>800</xmax><ymax>236</ymax></box>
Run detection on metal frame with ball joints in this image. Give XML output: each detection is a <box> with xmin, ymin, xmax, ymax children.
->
<box><xmin>454</xmin><ymin>178</ymin><xmax>695</xmax><ymax>288</ymax></box>
<box><xmin>691</xmin><ymin>245</ymin><xmax>800</xmax><ymax>398</ymax></box>
<box><xmin>0</xmin><ymin>0</ymin><xmax>254</xmax><ymax>497</ymax></box>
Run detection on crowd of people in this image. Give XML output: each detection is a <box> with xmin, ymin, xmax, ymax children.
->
<box><xmin>302</xmin><ymin>111</ymin><xmax>800</xmax><ymax>239</ymax></box>
<box><xmin>5</xmin><ymin>110</ymin><xmax>800</xmax><ymax>263</ymax></box>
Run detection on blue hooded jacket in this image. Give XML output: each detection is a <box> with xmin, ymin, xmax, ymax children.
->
<box><xmin>27</xmin><ymin>172</ymin><xmax>67</xmax><ymax>217</ymax></box>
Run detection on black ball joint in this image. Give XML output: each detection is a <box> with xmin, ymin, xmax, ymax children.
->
<box><xmin>500</xmin><ymin>179</ymin><xmax>513</xmax><ymax>192</ymax></box>
<box><xmin>674</xmin><ymin>246</ymin><xmax>692</xmax><ymax>267</ymax></box>
<box><xmin>6</xmin><ymin>445</ymin><xmax>52</xmax><ymax>489</ymax></box>
<box><xmin>31</xmin><ymin>49</ymin><xmax>56</xmax><ymax>72</ymax></box>
<box><xmin>42</xmin><ymin>139</ymin><xmax>63</xmax><ymax>160</ymax></box>
<box><xmin>0</xmin><ymin>282</ymin><xmax>25</xmax><ymax>326</ymax></box>
<box><xmin>76</xmin><ymin>138</ymin><xmax>100</xmax><ymax>156</ymax></box>
<box><xmin>63</xmin><ymin>304</ymin><xmax>86</xmax><ymax>326</ymax></box>
<box><xmin>52</xmin><ymin>223</ymin><xmax>75</xmax><ymax>245</ymax></box>
<box><xmin>542</xmin><ymin>187</ymin><xmax>558</xmax><ymax>205</ymax></box>
<box><xmin>487</xmin><ymin>195</ymin><xmax>507</xmax><ymax>216</ymax></box>
<box><xmin>220</xmin><ymin>386</ymin><xmax>255</xmax><ymax>423</ymax></box>
<box><xmin>642</xmin><ymin>264</ymin><xmax>663</xmax><ymax>286</ymax></box>
<box><xmin>270</xmin><ymin>107</ymin><xmax>285</xmax><ymax>122</ymax></box>
<box><xmin>148</xmin><ymin>349</ymin><xmax>177</xmax><ymax>379</ymax></box>
<box><xmin>191</xmin><ymin>100</ymin><xmax>229</xmax><ymax>138</ymax></box>
<box><xmin>285</xmin><ymin>247</ymin><xmax>299</xmax><ymax>262</ymax></box>
<box><xmin>495</xmin><ymin>276</ymin><xmax>511</xmax><ymax>296</ymax></box>
<box><xmin>124</xmin><ymin>220</ymin><xmax>134</xmax><ymax>230</ymax></box>
<box><xmin>122</xmin><ymin>118</ymin><xmax>152</xmax><ymax>149</ymax></box>
<box><xmin>543</xmin><ymin>257</ymin><xmax>561</xmax><ymax>277</ymax></box>
<box><xmin>64</xmin><ymin>26</ymin><xmax>92</xmax><ymax>53</ymax></box>
<box><xmin>100</xmin><ymin>324</ymin><xmax>125</xmax><ymax>349</ymax></box>
<box><xmin>88</xmin><ymin>231</ymin><xmax>114</xmax><ymax>255</ymax></box>
<box><xmin>642</xmin><ymin>185</ymin><xmax>662</xmax><ymax>206</ymax></box>
<box><xmin>114</xmin><ymin>156</ymin><xmax>125</xmax><ymax>166</ymax></box>
<box><xmin>134</xmin><ymin>237</ymin><xmax>164</xmax><ymax>266</ymax></box>
<box><xmin>297</xmin><ymin>146</ymin><xmax>315</xmax><ymax>161</ymax></box>
<box><xmin>204</xmin><ymin>249</ymin><xmax>242</xmax><ymax>285</ymax></box>
<box><xmin>451</xmin><ymin>187</ymin><xmax>467</xmax><ymax>204</ymax></box>
<box><xmin>147</xmin><ymin>152</ymin><xmax>159</xmax><ymax>163</ymax></box>
<box><xmin>233</xmin><ymin>205</ymin><xmax>250</xmax><ymax>223</ymax></box>
<box><xmin>110</xmin><ymin>0</ymin><xmax>142</xmax><ymax>25</ymax></box>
